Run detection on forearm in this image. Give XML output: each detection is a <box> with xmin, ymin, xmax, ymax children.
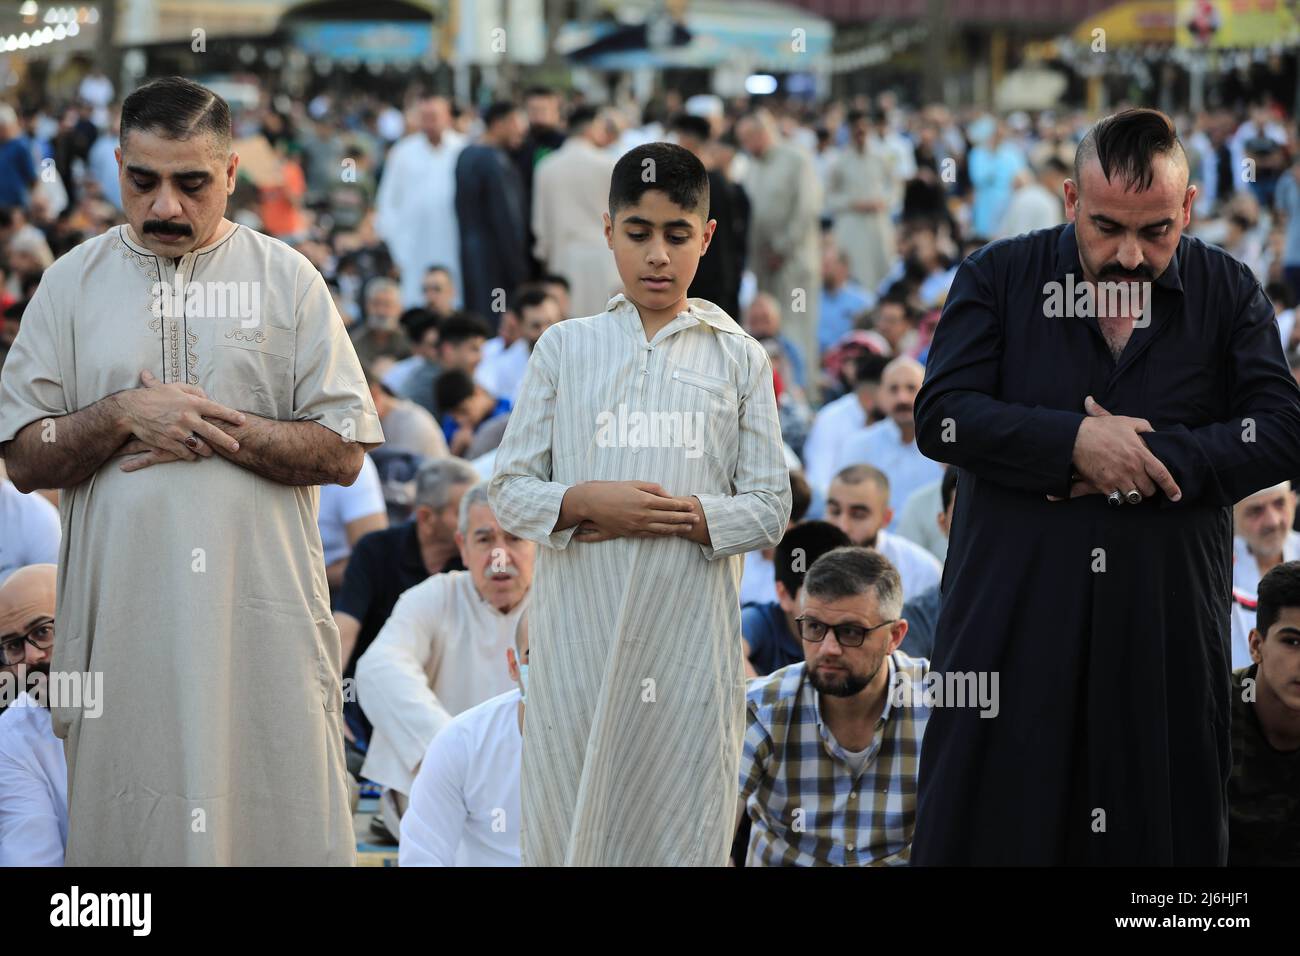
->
<box><xmin>204</xmin><ymin>414</ymin><xmax>365</xmax><ymax>486</ymax></box>
<box><xmin>2</xmin><ymin>393</ymin><xmax>131</xmax><ymax>492</ymax></box>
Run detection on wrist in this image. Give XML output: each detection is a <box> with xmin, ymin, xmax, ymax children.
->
<box><xmin>103</xmin><ymin>391</ymin><xmax>134</xmax><ymax>440</ymax></box>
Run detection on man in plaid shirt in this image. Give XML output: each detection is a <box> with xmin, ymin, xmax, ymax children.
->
<box><xmin>737</xmin><ymin>547</ymin><xmax>931</xmax><ymax>866</ymax></box>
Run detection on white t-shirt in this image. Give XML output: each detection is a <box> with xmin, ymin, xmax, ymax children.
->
<box><xmin>356</xmin><ymin>570</ymin><xmax>529</xmax><ymax>794</ymax></box>
<box><xmin>0</xmin><ymin>692</ymin><xmax>68</xmax><ymax>866</ymax></box>
<box><xmin>475</xmin><ymin>338</ymin><xmax>530</xmax><ymax>403</ymax></box>
<box><xmin>317</xmin><ymin>454</ymin><xmax>386</xmax><ymax>566</ymax></box>
<box><xmin>802</xmin><ymin>392</ymin><xmax>867</xmax><ymax>494</ymax></box>
<box><xmin>1232</xmin><ymin>531</ymin><xmax>1300</xmax><ymax>597</ymax></box>
<box><xmin>0</xmin><ymin>480</ymin><xmax>61</xmax><ymax>585</ymax></box>
<box><xmin>874</xmin><ymin>529</ymin><xmax>943</xmax><ymax>602</ymax></box>
<box><xmin>399</xmin><ymin>688</ymin><xmax>522</xmax><ymax>867</ymax></box>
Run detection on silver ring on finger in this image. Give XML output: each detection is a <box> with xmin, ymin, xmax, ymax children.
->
<box><xmin>1107</xmin><ymin>491</ymin><xmax>1124</xmax><ymax>507</ymax></box>
<box><xmin>1125</xmin><ymin>489</ymin><xmax>1143</xmax><ymax>505</ymax></box>
<box><xmin>184</xmin><ymin>433</ymin><xmax>201</xmax><ymax>450</ymax></box>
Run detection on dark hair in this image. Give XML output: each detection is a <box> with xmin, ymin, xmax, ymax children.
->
<box><xmin>789</xmin><ymin>469</ymin><xmax>812</xmax><ymax>523</ymax></box>
<box><xmin>436</xmin><ymin>312</ymin><xmax>491</xmax><ymax>347</ymax></box>
<box><xmin>1042</xmin><ymin>156</ymin><xmax>1071</xmax><ymax>176</ymax></box>
<box><xmin>804</xmin><ymin>546</ymin><xmax>903</xmax><ymax>619</ymax></box>
<box><xmin>400</xmin><ymin>307</ymin><xmax>439</xmax><ymax>345</ymax></box>
<box><xmin>567</xmin><ymin>106</ymin><xmax>598</xmax><ymax>135</ymax></box>
<box><xmin>669</xmin><ymin>113</ymin><xmax>711</xmax><ymax>142</ymax></box>
<box><xmin>425</xmin><ymin>264</ymin><xmax>453</xmax><ymax>278</ymax></box>
<box><xmin>1266</xmin><ymin>280</ymin><xmax>1296</xmax><ymax>310</ymax></box>
<box><xmin>515</xmin><ymin>287</ymin><xmax>556</xmax><ymax>314</ymax></box>
<box><xmin>1256</xmin><ymin>561</ymin><xmax>1300</xmax><ymax>638</ymax></box>
<box><xmin>609</xmin><ymin>142</ymin><xmax>710</xmax><ymax>221</ymax></box>
<box><xmin>846</xmin><ymin>109</ymin><xmax>867</xmax><ymax>126</ymax></box>
<box><xmin>940</xmin><ymin>467</ymin><xmax>959</xmax><ymax>513</ymax></box>
<box><xmin>434</xmin><ymin>369</ymin><xmax>476</xmax><ymax>412</ymax></box>
<box><xmin>1074</xmin><ymin>108</ymin><xmax>1186</xmax><ymax>193</ymax></box>
<box><xmin>852</xmin><ymin>351</ymin><xmax>890</xmax><ymax>387</ymax></box>
<box><xmin>524</xmin><ymin>85</ymin><xmax>556</xmax><ymax>100</ymax></box>
<box><xmin>542</xmin><ymin>273</ymin><xmax>570</xmax><ymax>292</ymax></box>
<box><xmin>483</xmin><ymin>101</ymin><xmax>518</xmax><ymax>128</ymax></box>
<box><xmin>121</xmin><ymin>76</ymin><xmax>231</xmax><ymax>151</ymax></box>
<box><xmin>773</xmin><ymin>520</ymin><xmax>850</xmax><ymax>597</ymax></box>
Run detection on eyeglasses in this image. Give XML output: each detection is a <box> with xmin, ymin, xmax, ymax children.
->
<box><xmin>0</xmin><ymin>620</ymin><xmax>54</xmax><ymax>666</ymax></box>
<box><xmin>794</xmin><ymin>616</ymin><xmax>896</xmax><ymax>648</ymax></box>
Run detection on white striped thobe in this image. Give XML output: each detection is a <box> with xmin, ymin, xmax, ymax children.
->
<box><xmin>489</xmin><ymin>294</ymin><xmax>792</xmax><ymax>866</ymax></box>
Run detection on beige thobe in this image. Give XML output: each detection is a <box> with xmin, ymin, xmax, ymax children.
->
<box><xmin>0</xmin><ymin>223</ymin><xmax>383</xmax><ymax>865</ymax></box>
<box><xmin>531</xmin><ymin>139</ymin><xmax>623</xmax><ymax>318</ymax></box>
<box><xmin>826</xmin><ymin>146</ymin><xmax>897</xmax><ymax>292</ymax></box>
<box><xmin>743</xmin><ymin>141</ymin><xmax>823</xmax><ymax>391</ymax></box>
<box><xmin>489</xmin><ymin>294</ymin><xmax>791</xmax><ymax>866</ymax></box>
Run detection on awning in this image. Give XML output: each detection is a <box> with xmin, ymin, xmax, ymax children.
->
<box><xmin>1072</xmin><ymin>1</ymin><xmax>1176</xmax><ymax>46</ymax></box>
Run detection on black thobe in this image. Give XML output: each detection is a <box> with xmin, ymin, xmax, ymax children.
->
<box><xmin>689</xmin><ymin>170</ymin><xmax>746</xmax><ymax>321</ymax></box>
<box><xmin>455</xmin><ymin>143</ymin><xmax>529</xmax><ymax>325</ymax></box>
<box><xmin>911</xmin><ymin>223</ymin><xmax>1300</xmax><ymax>865</ymax></box>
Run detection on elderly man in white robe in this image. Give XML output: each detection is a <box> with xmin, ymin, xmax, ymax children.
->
<box><xmin>0</xmin><ymin>77</ymin><xmax>383</xmax><ymax>865</ymax></box>
<box><xmin>375</xmin><ymin>96</ymin><xmax>466</xmax><ymax>309</ymax></box>
<box><xmin>356</xmin><ymin>482</ymin><xmax>533</xmax><ymax>841</ymax></box>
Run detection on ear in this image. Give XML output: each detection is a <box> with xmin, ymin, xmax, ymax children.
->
<box><xmin>888</xmin><ymin>619</ymin><xmax>908</xmax><ymax>655</ymax></box>
<box><xmin>226</xmin><ymin>151</ymin><xmax>239</xmax><ymax>196</ymax></box>
<box><xmin>1248</xmin><ymin>628</ymin><xmax>1264</xmax><ymax>663</ymax></box>
<box><xmin>699</xmin><ymin>218</ymin><xmax>717</xmax><ymax>257</ymax></box>
<box><xmin>604</xmin><ymin>211</ymin><xmax>614</xmax><ymax>249</ymax></box>
<box><xmin>1182</xmin><ymin>184</ymin><xmax>1197</xmax><ymax>228</ymax></box>
<box><xmin>1063</xmin><ymin>179</ymin><xmax>1079</xmax><ymax>221</ymax></box>
<box><xmin>882</xmin><ymin>506</ymin><xmax>894</xmax><ymax>528</ymax></box>
<box><xmin>506</xmin><ymin>646</ymin><xmax>519</xmax><ymax>682</ymax></box>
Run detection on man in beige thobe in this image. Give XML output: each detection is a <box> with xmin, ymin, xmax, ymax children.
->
<box><xmin>531</xmin><ymin>108</ymin><xmax>624</xmax><ymax>318</ymax></box>
<box><xmin>0</xmin><ymin>77</ymin><xmax>382</xmax><ymax>865</ymax></box>
<box><xmin>827</xmin><ymin>111</ymin><xmax>897</xmax><ymax>293</ymax></box>
<box><xmin>736</xmin><ymin>110</ymin><xmax>823</xmax><ymax>392</ymax></box>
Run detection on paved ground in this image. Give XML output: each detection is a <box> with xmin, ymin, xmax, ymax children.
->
<box><xmin>354</xmin><ymin>790</ymin><xmax>399</xmax><ymax>866</ymax></box>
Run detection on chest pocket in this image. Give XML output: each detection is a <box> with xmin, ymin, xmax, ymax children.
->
<box><xmin>213</xmin><ymin>324</ymin><xmax>296</xmax><ymax>420</ymax></box>
<box><xmin>670</xmin><ymin>365</ymin><xmax>740</xmax><ymax>469</ymax></box>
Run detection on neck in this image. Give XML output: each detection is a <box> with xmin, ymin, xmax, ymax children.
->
<box><xmin>1250</xmin><ymin>543</ymin><xmax>1284</xmax><ymax>575</ymax></box>
<box><xmin>634</xmin><ymin>296</ymin><xmax>687</xmax><ymax>341</ymax></box>
<box><xmin>516</xmin><ymin>699</ymin><xmax>525</xmax><ymax>736</ymax></box>
<box><xmin>418</xmin><ymin>531</ymin><xmax>457</xmax><ymax>575</ymax></box>
<box><xmin>1255</xmin><ymin>674</ymin><xmax>1300</xmax><ymax>751</ymax></box>
<box><xmin>896</xmin><ymin>420</ymin><xmax>915</xmax><ymax>444</ymax></box>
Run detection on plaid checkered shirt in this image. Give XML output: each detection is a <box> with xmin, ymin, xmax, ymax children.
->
<box><xmin>739</xmin><ymin>651</ymin><xmax>931</xmax><ymax>866</ymax></box>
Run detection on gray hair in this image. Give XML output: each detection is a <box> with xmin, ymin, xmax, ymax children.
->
<box><xmin>457</xmin><ymin>480</ymin><xmax>493</xmax><ymax>535</ymax></box>
<box><xmin>364</xmin><ymin>276</ymin><xmax>400</xmax><ymax>301</ymax></box>
<box><xmin>803</xmin><ymin>547</ymin><xmax>903</xmax><ymax>620</ymax></box>
<box><xmin>413</xmin><ymin>458</ymin><xmax>479</xmax><ymax>511</ymax></box>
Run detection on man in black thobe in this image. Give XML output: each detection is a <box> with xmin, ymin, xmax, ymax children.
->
<box><xmin>673</xmin><ymin>113</ymin><xmax>747</xmax><ymax>322</ymax></box>
<box><xmin>455</xmin><ymin>101</ymin><xmax>530</xmax><ymax>325</ymax></box>
<box><xmin>912</xmin><ymin>109</ymin><xmax>1300</xmax><ymax>865</ymax></box>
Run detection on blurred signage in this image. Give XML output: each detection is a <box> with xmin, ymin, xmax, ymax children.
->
<box><xmin>1175</xmin><ymin>0</ymin><xmax>1300</xmax><ymax>47</ymax></box>
<box><xmin>290</xmin><ymin>21</ymin><xmax>432</xmax><ymax>63</ymax></box>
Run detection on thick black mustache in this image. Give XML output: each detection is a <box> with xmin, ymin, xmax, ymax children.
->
<box><xmin>143</xmin><ymin>220</ymin><xmax>193</xmax><ymax>236</ymax></box>
<box><xmin>1098</xmin><ymin>263</ymin><xmax>1153</xmax><ymax>280</ymax></box>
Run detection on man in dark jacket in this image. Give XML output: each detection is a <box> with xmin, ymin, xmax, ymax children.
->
<box><xmin>912</xmin><ymin>108</ymin><xmax>1300</xmax><ymax>865</ymax></box>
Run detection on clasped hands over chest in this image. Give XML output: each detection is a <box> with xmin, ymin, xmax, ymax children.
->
<box><xmin>1049</xmin><ymin>395</ymin><xmax>1183</xmax><ymax>503</ymax></box>
<box><xmin>111</xmin><ymin>369</ymin><xmax>247</xmax><ymax>473</ymax></box>
<box><xmin>565</xmin><ymin>480</ymin><xmax>708</xmax><ymax>545</ymax></box>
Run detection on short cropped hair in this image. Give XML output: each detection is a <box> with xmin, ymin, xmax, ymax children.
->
<box><xmin>435</xmin><ymin>368</ymin><xmax>476</xmax><ymax>413</ymax></box>
<box><xmin>804</xmin><ymin>547</ymin><xmax>904</xmax><ymax>620</ymax></box>
<box><xmin>436</xmin><ymin>312</ymin><xmax>492</xmax><ymax>346</ymax></box>
<box><xmin>774</xmin><ymin>520</ymin><xmax>850</xmax><ymax>597</ymax></box>
<box><xmin>413</xmin><ymin>458</ymin><xmax>479</xmax><ymax>511</ymax></box>
<box><xmin>609</xmin><ymin>142</ymin><xmax>710</xmax><ymax>221</ymax></box>
<box><xmin>833</xmin><ymin>463</ymin><xmax>890</xmax><ymax>500</ymax></box>
<box><xmin>1256</xmin><ymin>560</ymin><xmax>1300</xmax><ymax>638</ymax></box>
<box><xmin>121</xmin><ymin>76</ymin><xmax>232</xmax><ymax>152</ymax></box>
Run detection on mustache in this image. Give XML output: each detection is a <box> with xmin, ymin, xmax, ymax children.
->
<box><xmin>143</xmin><ymin>220</ymin><xmax>193</xmax><ymax>236</ymax></box>
<box><xmin>1098</xmin><ymin>262</ymin><xmax>1153</xmax><ymax>280</ymax></box>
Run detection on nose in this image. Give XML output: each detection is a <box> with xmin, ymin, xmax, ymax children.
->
<box><xmin>151</xmin><ymin>184</ymin><xmax>184</xmax><ymax>220</ymax></box>
<box><xmin>1116</xmin><ymin>235</ymin><xmax>1144</xmax><ymax>271</ymax></box>
<box><xmin>27</xmin><ymin>643</ymin><xmax>51</xmax><ymax>665</ymax></box>
<box><xmin>646</xmin><ymin>237</ymin><xmax>670</xmax><ymax>266</ymax></box>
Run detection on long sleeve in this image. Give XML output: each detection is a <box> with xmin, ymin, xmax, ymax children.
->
<box><xmin>0</xmin><ymin>737</ymin><xmax>64</xmax><ymax>867</ymax></box>
<box><xmin>1141</xmin><ymin>281</ymin><xmax>1300</xmax><ymax>507</ymax></box>
<box><xmin>372</xmin><ymin>139</ymin><xmax>406</xmax><ymax>246</ymax></box>
<box><xmin>398</xmin><ymin>725</ymin><xmax>470</xmax><ymax>867</ymax></box>
<box><xmin>767</xmin><ymin>150</ymin><xmax>821</xmax><ymax>261</ymax></box>
<box><xmin>488</xmin><ymin>327</ymin><xmax>580</xmax><ymax>550</ymax></box>
<box><xmin>914</xmin><ymin>258</ymin><xmax>1084</xmax><ymax>497</ymax></box>
<box><xmin>354</xmin><ymin>579</ymin><xmax>455</xmax><ymax>777</ymax></box>
<box><xmin>824</xmin><ymin>155</ymin><xmax>851</xmax><ymax>216</ymax></box>
<box><xmin>531</xmin><ymin>154</ymin><xmax>554</xmax><ymax>267</ymax></box>
<box><xmin>694</xmin><ymin>339</ymin><xmax>793</xmax><ymax>559</ymax></box>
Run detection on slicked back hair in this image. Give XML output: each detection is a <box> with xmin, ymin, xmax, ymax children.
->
<box><xmin>609</xmin><ymin>142</ymin><xmax>709</xmax><ymax>222</ymax></box>
<box><xmin>121</xmin><ymin>76</ymin><xmax>232</xmax><ymax>154</ymax></box>
<box><xmin>1073</xmin><ymin>108</ymin><xmax>1187</xmax><ymax>194</ymax></box>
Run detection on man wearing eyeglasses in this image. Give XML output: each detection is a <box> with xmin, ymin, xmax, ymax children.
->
<box><xmin>0</xmin><ymin>563</ymin><xmax>67</xmax><ymax>865</ymax></box>
<box><xmin>735</xmin><ymin>547</ymin><xmax>930</xmax><ymax>866</ymax></box>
